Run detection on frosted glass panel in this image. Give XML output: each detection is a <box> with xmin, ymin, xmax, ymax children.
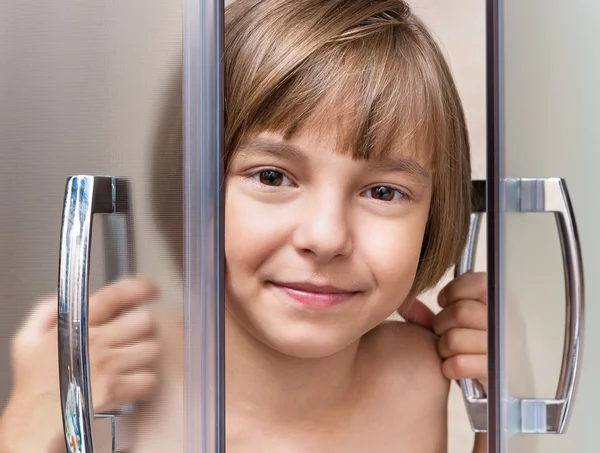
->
<box><xmin>499</xmin><ymin>0</ymin><xmax>600</xmax><ymax>452</ymax></box>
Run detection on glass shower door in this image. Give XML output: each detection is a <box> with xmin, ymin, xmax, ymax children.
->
<box><xmin>0</xmin><ymin>0</ymin><xmax>224</xmax><ymax>451</ymax></box>
<box><xmin>489</xmin><ymin>0</ymin><xmax>600</xmax><ymax>452</ymax></box>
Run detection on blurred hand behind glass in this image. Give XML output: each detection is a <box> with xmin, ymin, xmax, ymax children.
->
<box><xmin>0</xmin><ymin>277</ymin><xmax>161</xmax><ymax>453</ymax></box>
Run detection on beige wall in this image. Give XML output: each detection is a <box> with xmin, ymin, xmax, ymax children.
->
<box><xmin>0</xmin><ymin>1</ymin><xmax>485</xmax><ymax>451</ymax></box>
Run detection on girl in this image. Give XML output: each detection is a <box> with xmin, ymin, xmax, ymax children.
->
<box><xmin>0</xmin><ymin>0</ymin><xmax>487</xmax><ymax>452</ymax></box>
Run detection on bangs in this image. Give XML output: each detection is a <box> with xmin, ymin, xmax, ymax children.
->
<box><xmin>226</xmin><ymin>20</ymin><xmax>446</xmax><ymax>169</ymax></box>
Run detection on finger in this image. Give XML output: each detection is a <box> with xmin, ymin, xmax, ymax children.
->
<box><xmin>96</xmin><ymin>307</ymin><xmax>157</xmax><ymax>347</ymax></box>
<box><xmin>437</xmin><ymin>328</ymin><xmax>486</xmax><ymax>359</ymax></box>
<box><xmin>94</xmin><ymin>371</ymin><xmax>159</xmax><ymax>413</ymax></box>
<box><xmin>400</xmin><ymin>299</ymin><xmax>436</xmax><ymax>331</ymax></box>
<box><xmin>21</xmin><ymin>296</ymin><xmax>58</xmax><ymax>336</ymax></box>
<box><xmin>442</xmin><ymin>354</ymin><xmax>486</xmax><ymax>381</ymax></box>
<box><xmin>117</xmin><ymin>372</ymin><xmax>159</xmax><ymax>403</ymax></box>
<box><xmin>438</xmin><ymin>272</ymin><xmax>486</xmax><ymax>307</ymax></box>
<box><xmin>89</xmin><ymin>277</ymin><xmax>160</xmax><ymax>326</ymax></box>
<box><xmin>94</xmin><ymin>340</ymin><xmax>161</xmax><ymax>375</ymax></box>
<box><xmin>12</xmin><ymin>296</ymin><xmax>58</xmax><ymax>350</ymax></box>
<box><xmin>433</xmin><ymin>299</ymin><xmax>486</xmax><ymax>336</ymax></box>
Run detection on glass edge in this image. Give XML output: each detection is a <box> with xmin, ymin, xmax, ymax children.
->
<box><xmin>182</xmin><ymin>0</ymin><xmax>225</xmax><ymax>452</ymax></box>
<box><xmin>486</xmin><ymin>0</ymin><xmax>504</xmax><ymax>452</ymax></box>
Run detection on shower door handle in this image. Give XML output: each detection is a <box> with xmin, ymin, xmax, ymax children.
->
<box><xmin>504</xmin><ymin>177</ymin><xmax>584</xmax><ymax>434</ymax></box>
<box><xmin>455</xmin><ymin>180</ymin><xmax>488</xmax><ymax>433</ymax></box>
<box><xmin>58</xmin><ymin>175</ymin><xmax>134</xmax><ymax>453</ymax></box>
<box><xmin>457</xmin><ymin>178</ymin><xmax>585</xmax><ymax>434</ymax></box>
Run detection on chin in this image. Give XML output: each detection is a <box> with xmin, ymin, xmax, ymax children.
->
<box><xmin>225</xmin><ymin>286</ymin><xmax>385</xmax><ymax>359</ymax></box>
<box><xmin>228</xmin><ymin>306</ymin><xmax>360</xmax><ymax>358</ymax></box>
<box><xmin>253</xmin><ymin>319</ymin><xmax>363</xmax><ymax>359</ymax></box>
<box><xmin>259</xmin><ymin>328</ymin><xmax>360</xmax><ymax>359</ymax></box>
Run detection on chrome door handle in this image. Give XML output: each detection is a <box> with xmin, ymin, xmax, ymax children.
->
<box><xmin>58</xmin><ymin>176</ymin><xmax>134</xmax><ymax>453</ymax></box>
<box><xmin>455</xmin><ymin>180</ymin><xmax>488</xmax><ymax>433</ymax></box>
<box><xmin>504</xmin><ymin>177</ymin><xmax>584</xmax><ymax>434</ymax></box>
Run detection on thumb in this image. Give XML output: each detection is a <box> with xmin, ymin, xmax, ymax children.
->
<box><xmin>399</xmin><ymin>299</ymin><xmax>436</xmax><ymax>331</ymax></box>
<box><xmin>21</xmin><ymin>296</ymin><xmax>58</xmax><ymax>337</ymax></box>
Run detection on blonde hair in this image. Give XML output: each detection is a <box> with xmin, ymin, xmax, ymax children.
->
<box><xmin>152</xmin><ymin>0</ymin><xmax>472</xmax><ymax>297</ymax></box>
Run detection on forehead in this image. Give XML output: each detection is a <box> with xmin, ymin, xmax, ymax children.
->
<box><xmin>283</xmin><ymin>101</ymin><xmax>435</xmax><ymax>171</ymax></box>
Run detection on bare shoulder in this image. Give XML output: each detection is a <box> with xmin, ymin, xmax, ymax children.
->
<box><xmin>356</xmin><ymin>320</ymin><xmax>449</xmax><ymax>452</ymax></box>
<box><xmin>362</xmin><ymin>320</ymin><xmax>447</xmax><ymax>388</ymax></box>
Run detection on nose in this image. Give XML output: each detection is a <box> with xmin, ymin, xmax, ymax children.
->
<box><xmin>292</xmin><ymin>190</ymin><xmax>353</xmax><ymax>263</ymax></box>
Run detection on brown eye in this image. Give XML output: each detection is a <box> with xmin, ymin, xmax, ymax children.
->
<box><xmin>258</xmin><ymin>169</ymin><xmax>284</xmax><ymax>186</ymax></box>
<box><xmin>365</xmin><ymin>185</ymin><xmax>405</xmax><ymax>202</ymax></box>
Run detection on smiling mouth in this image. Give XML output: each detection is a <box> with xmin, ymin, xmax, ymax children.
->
<box><xmin>268</xmin><ymin>281</ymin><xmax>361</xmax><ymax>308</ymax></box>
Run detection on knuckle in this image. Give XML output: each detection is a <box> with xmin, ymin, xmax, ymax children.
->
<box><xmin>93</xmin><ymin>348</ymin><xmax>113</xmax><ymax>374</ymax></box>
<box><xmin>443</xmin><ymin>355</ymin><xmax>466</xmax><ymax>379</ymax></box>
<box><xmin>472</xmin><ymin>356</ymin><xmax>487</xmax><ymax>378</ymax></box>
<box><xmin>474</xmin><ymin>303</ymin><xmax>487</xmax><ymax>321</ymax></box>
<box><xmin>453</xmin><ymin>302</ymin><xmax>472</xmax><ymax>326</ymax></box>
<box><xmin>452</xmin><ymin>354</ymin><xmax>469</xmax><ymax>371</ymax></box>
<box><xmin>125</xmin><ymin>372</ymin><xmax>159</xmax><ymax>403</ymax></box>
<box><xmin>475</xmin><ymin>273</ymin><xmax>487</xmax><ymax>299</ymax></box>
<box><xmin>444</xmin><ymin>329</ymin><xmax>462</xmax><ymax>354</ymax></box>
<box><xmin>140</xmin><ymin>341</ymin><xmax>162</xmax><ymax>369</ymax></box>
<box><xmin>136</xmin><ymin>309</ymin><xmax>156</xmax><ymax>335</ymax></box>
<box><xmin>88</xmin><ymin>328</ymin><xmax>102</xmax><ymax>348</ymax></box>
<box><xmin>138</xmin><ymin>372</ymin><xmax>159</xmax><ymax>397</ymax></box>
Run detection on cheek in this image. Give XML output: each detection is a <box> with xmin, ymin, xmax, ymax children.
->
<box><xmin>224</xmin><ymin>185</ymin><xmax>291</xmax><ymax>275</ymax></box>
<box><xmin>358</xmin><ymin>207</ymin><xmax>430</xmax><ymax>302</ymax></box>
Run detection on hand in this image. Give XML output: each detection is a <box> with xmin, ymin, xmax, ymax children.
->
<box><xmin>85</xmin><ymin>277</ymin><xmax>162</xmax><ymax>412</ymax></box>
<box><xmin>402</xmin><ymin>272</ymin><xmax>487</xmax><ymax>392</ymax></box>
<box><xmin>2</xmin><ymin>277</ymin><xmax>161</xmax><ymax>451</ymax></box>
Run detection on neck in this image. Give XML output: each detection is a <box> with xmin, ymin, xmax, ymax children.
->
<box><xmin>224</xmin><ymin>307</ymin><xmax>362</xmax><ymax>426</ymax></box>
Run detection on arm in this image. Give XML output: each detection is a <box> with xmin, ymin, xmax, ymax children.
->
<box><xmin>0</xmin><ymin>394</ymin><xmax>65</xmax><ymax>453</ymax></box>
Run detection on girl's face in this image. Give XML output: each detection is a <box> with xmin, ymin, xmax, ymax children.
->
<box><xmin>224</xmin><ymin>123</ymin><xmax>433</xmax><ymax>358</ymax></box>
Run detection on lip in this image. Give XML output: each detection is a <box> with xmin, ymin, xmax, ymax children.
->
<box><xmin>269</xmin><ymin>281</ymin><xmax>360</xmax><ymax>308</ymax></box>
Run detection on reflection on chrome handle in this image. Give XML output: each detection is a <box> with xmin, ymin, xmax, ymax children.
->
<box><xmin>506</xmin><ymin>177</ymin><xmax>584</xmax><ymax>434</ymax></box>
<box><xmin>58</xmin><ymin>176</ymin><xmax>132</xmax><ymax>453</ymax></box>
<box><xmin>455</xmin><ymin>180</ymin><xmax>488</xmax><ymax>433</ymax></box>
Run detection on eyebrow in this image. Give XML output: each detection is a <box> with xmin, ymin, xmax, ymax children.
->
<box><xmin>366</xmin><ymin>158</ymin><xmax>430</xmax><ymax>181</ymax></box>
<box><xmin>242</xmin><ymin>137</ymin><xmax>307</xmax><ymax>162</ymax></box>
<box><xmin>241</xmin><ymin>137</ymin><xmax>429</xmax><ymax>181</ymax></box>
